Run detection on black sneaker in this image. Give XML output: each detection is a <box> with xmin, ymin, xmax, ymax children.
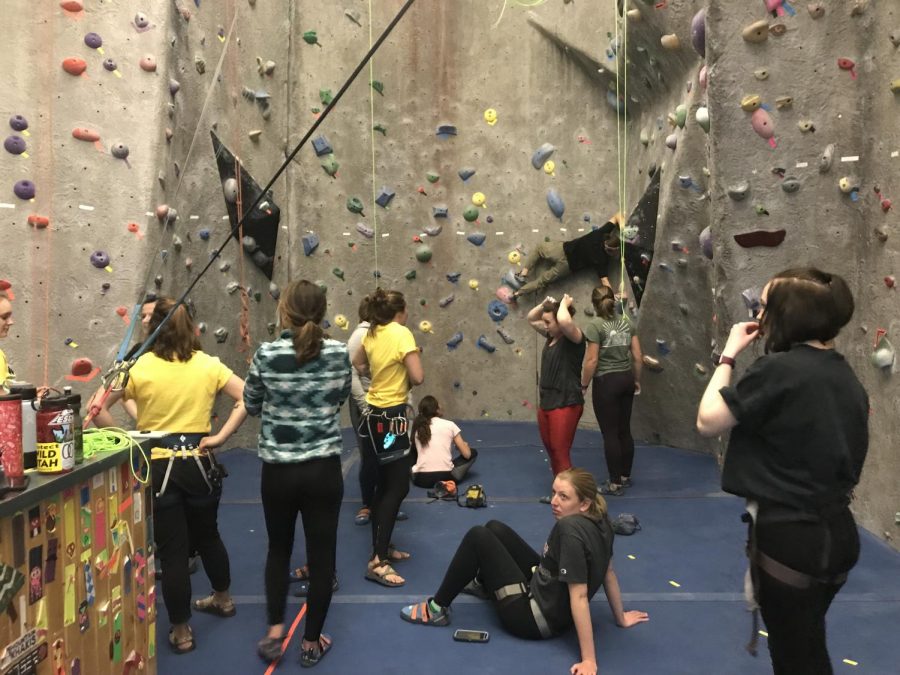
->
<box><xmin>598</xmin><ymin>480</ymin><xmax>624</xmax><ymax>497</ymax></box>
<box><xmin>461</xmin><ymin>577</ymin><xmax>490</xmax><ymax>600</ymax></box>
<box><xmin>621</xmin><ymin>477</ymin><xmax>633</xmax><ymax>488</ymax></box>
<box><xmin>538</xmin><ymin>495</ymin><xmax>552</xmax><ymax>504</ymax></box>
<box><xmin>293</xmin><ymin>576</ymin><xmax>339</xmax><ymax>598</ymax></box>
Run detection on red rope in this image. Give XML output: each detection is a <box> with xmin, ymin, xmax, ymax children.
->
<box><xmin>235</xmin><ymin>161</ymin><xmax>252</xmax><ymax>362</ymax></box>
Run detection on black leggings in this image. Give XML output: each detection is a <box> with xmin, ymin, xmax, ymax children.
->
<box><xmin>411</xmin><ymin>449</ymin><xmax>478</xmax><ymax>488</ymax></box>
<box><xmin>755</xmin><ymin>507</ymin><xmax>860</xmax><ymax>675</ymax></box>
<box><xmin>261</xmin><ymin>457</ymin><xmax>343</xmax><ymax>642</ymax></box>
<box><xmin>591</xmin><ymin>370</ymin><xmax>636</xmax><ymax>482</ymax></box>
<box><xmin>349</xmin><ymin>397</ymin><xmax>378</xmax><ymax>508</ymax></box>
<box><xmin>434</xmin><ymin>520</ymin><xmax>542</xmax><ymax>640</ymax></box>
<box><xmin>153</xmin><ymin>457</ymin><xmax>230</xmax><ymax>625</ymax></box>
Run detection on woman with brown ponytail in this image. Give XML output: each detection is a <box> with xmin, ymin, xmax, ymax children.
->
<box><xmin>243</xmin><ymin>280</ymin><xmax>351</xmax><ymax>667</ymax></box>
<box><xmin>92</xmin><ymin>297</ymin><xmax>247</xmax><ymax>655</ymax></box>
<box><xmin>580</xmin><ymin>285</ymin><xmax>643</xmax><ymax>496</ymax></box>
<box><xmin>351</xmin><ymin>288</ymin><xmax>423</xmax><ymax>587</ymax></box>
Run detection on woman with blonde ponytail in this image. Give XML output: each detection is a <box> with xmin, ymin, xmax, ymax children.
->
<box><xmin>400</xmin><ymin>467</ymin><xmax>647</xmax><ymax>675</ymax></box>
<box><xmin>92</xmin><ymin>297</ymin><xmax>247</xmax><ymax>655</ymax></box>
<box><xmin>243</xmin><ymin>280</ymin><xmax>351</xmax><ymax>667</ymax></box>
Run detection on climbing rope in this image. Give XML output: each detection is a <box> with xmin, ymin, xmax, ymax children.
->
<box><xmin>235</xmin><ymin>160</ymin><xmax>252</xmax><ymax>361</ymax></box>
<box><xmin>82</xmin><ymin>427</ymin><xmax>150</xmax><ymax>485</ymax></box>
<box><xmin>368</xmin><ymin>0</ymin><xmax>380</xmax><ymax>287</ymax></box>
<box><xmin>613</xmin><ymin>1</ymin><xmax>628</xmax><ymax>312</ymax></box>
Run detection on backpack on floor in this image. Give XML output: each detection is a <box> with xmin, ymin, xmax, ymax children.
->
<box><xmin>458</xmin><ymin>484</ymin><xmax>487</xmax><ymax>508</ymax></box>
<box><xmin>611</xmin><ymin>513</ymin><xmax>641</xmax><ymax>535</ymax></box>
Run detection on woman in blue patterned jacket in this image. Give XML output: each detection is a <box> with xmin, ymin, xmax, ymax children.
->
<box><xmin>244</xmin><ymin>280</ymin><xmax>351</xmax><ymax>668</ymax></box>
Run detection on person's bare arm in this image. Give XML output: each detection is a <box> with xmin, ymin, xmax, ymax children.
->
<box><xmin>403</xmin><ymin>350</ymin><xmax>424</xmax><ymax>386</ymax></box>
<box><xmin>200</xmin><ymin>375</ymin><xmax>248</xmax><ymax>451</ymax></box>
<box><xmin>630</xmin><ymin>335</ymin><xmax>643</xmax><ymax>394</ymax></box>
<box><xmin>526</xmin><ymin>297</ymin><xmax>552</xmax><ymax>336</ymax></box>
<box><xmin>123</xmin><ymin>398</ymin><xmax>138</xmax><ymax>420</ymax></box>
<box><xmin>88</xmin><ymin>389</ymin><xmax>126</xmax><ymax>428</ymax></box>
<box><xmin>557</xmin><ymin>294</ymin><xmax>583</xmax><ymax>343</ymax></box>
<box><xmin>581</xmin><ymin>341</ymin><xmax>600</xmax><ymax>390</ymax></box>
<box><xmin>604</xmin><ymin>563</ymin><xmax>649</xmax><ymax>628</ymax></box>
<box><xmin>568</xmin><ymin>583</ymin><xmax>597</xmax><ymax>675</ymax></box>
<box><xmin>696</xmin><ymin>322</ymin><xmax>759</xmax><ymax>436</ymax></box>
<box><xmin>453</xmin><ymin>432</ymin><xmax>472</xmax><ymax>460</ymax></box>
<box><xmin>351</xmin><ymin>343</ymin><xmax>371</xmax><ymax>379</ymax></box>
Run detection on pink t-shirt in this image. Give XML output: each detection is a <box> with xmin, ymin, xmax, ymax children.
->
<box><xmin>413</xmin><ymin>417</ymin><xmax>461</xmax><ymax>473</ymax></box>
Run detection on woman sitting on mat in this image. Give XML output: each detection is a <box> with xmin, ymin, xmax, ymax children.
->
<box><xmin>244</xmin><ymin>280</ymin><xmax>351</xmax><ymax>667</ymax></box>
<box><xmin>580</xmin><ymin>285</ymin><xmax>643</xmax><ymax>496</ymax></box>
<box><xmin>410</xmin><ymin>395</ymin><xmax>476</xmax><ymax>489</ymax></box>
<box><xmin>91</xmin><ymin>297</ymin><xmax>246</xmax><ymax>655</ymax></box>
<box><xmin>400</xmin><ymin>468</ymin><xmax>648</xmax><ymax>675</ymax></box>
<box><xmin>526</xmin><ymin>294</ymin><xmax>585</xmax><ymax>501</ymax></box>
<box><xmin>352</xmin><ymin>288</ymin><xmax>424</xmax><ymax>587</ymax></box>
<box><xmin>697</xmin><ymin>267</ymin><xmax>868</xmax><ymax>675</ymax></box>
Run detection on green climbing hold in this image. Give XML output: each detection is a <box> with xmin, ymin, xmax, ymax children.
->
<box><xmin>254</xmin><ymin>291</ymin><xmax>262</xmax><ymax>302</ymax></box>
<box><xmin>426</xmin><ymin>171</ymin><xmax>440</xmax><ymax>184</ymax></box>
<box><xmin>371</xmin><ymin>80</ymin><xmax>384</xmax><ymax>96</ymax></box>
<box><xmin>320</xmin><ymin>89</ymin><xmax>333</xmax><ymax>106</ymax></box>
<box><xmin>311</xmin><ymin>107</ymin><xmax>321</xmax><ymax>114</ymax></box>
<box><xmin>463</xmin><ymin>205</ymin><xmax>479</xmax><ymax>222</ymax></box>
<box><xmin>321</xmin><ymin>156</ymin><xmax>339</xmax><ymax>177</ymax></box>
<box><xmin>674</xmin><ymin>104</ymin><xmax>687</xmax><ymax>129</ymax></box>
<box><xmin>333</xmin><ymin>267</ymin><xmax>345</xmax><ymax>280</ymax></box>
<box><xmin>415</xmin><ymin>244</ymin><xmax>433</xmax><ymax>263</ymax></box>
<box><xmin>303</xmin><ymin>30</ymin><xmax>320</xmax><ymax>46</ymax></box>
<box><xmin>405</xmin><ymin>270</ymin><xmax>417</xmax><ymax>280</ymax></box>
<box><xmin>373</xmin><ymin>124</ymin><xmax>387</xmax><ymax>135</ymax></box>
<box><xmin>347</xmin><ymin>197</ymin><xmax>365</xmax><ymax>215</ymax></box>
<box><xmin>316</xmin><ymin>281</ymin><xmax>328</xmax><ymax>293</ymax></box>
<box><xmin>419</xmin><ymin>298</ymin><xmax>427</xmax><ymax>306</ymax></box>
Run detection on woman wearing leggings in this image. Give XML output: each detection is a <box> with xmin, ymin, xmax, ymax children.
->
<box><xmin>526</xmin><ymin>295</ymin><xmax>585</xmax><ymax>494</ymax></box>
<box><xmin>351</xmin><ymin>288</ymin><xmax>423</xmax><ymax>587</ymax></box>
<box><xmin>400</xmin><ymin>468</ymin><xmax>648</xmax><ymax>675</ymax></box>
<box><xmin>246</xmin><ymin>281</ymin><xmax>351</xmax><ymax>667</ymax></box>
<box><xmin>92</xmin><ymin>298</ymin><xmax>246</xmax><ymax>654</ymax></box>
<box><xmin>580</xmin><ymin>285</ymin><xmax>642</xmax><ymax>496</ymax></box>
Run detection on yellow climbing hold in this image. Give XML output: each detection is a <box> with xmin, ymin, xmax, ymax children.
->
<box><xmin>334</xmin><ymin>314</ymin><xmax>349</xmax><ymax>330</ymax></box>
<box><xmin>508</xmin><ymin>250</ymin><xmax>521</xmax><ymax>265</ymax></box>
<box><xmin>418</xmin><ymin>320</ymin><xmax>434</xmax><ymax>333</ymax></box>
<box><xmin>668</xmin><ymin>580</ymin><xmax>681</xmax><ymax>588</ymax></box>
<box><xmin>627</xmin><ymin>554</ymin><xmax>636</xmax><ymax>560</ymax></box>
<box><xmin>472</xmin><ymin>192</ymin><xmax>487</xmax><ymax>207</ymax></box>
<box><xmin>483</xmin><ymin>108</ymin><xmax>498</xmax><ymax>126</ymax></box>
<box><xmin>468</xmin><ymin>279</ymin><xmax>480</xmax><ymax>290</ymax></box>
<box><xmin>543</xmin><ymin>160</ymin><xmax>556</xmax><ymax>176</ymax></box>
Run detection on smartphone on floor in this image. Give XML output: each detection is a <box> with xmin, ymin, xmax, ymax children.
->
<box><xmin>453</xmin><ymin>629</ymin><xmax>490</xmax><ymax>643</ymax></box>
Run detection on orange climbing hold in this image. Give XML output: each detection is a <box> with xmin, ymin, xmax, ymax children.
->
<box><xmin>59</xmin><ymin>1</ymin><xmax>84</xmax><ymax>12</ymax></box>
<box><xmin>27</xmin><ymin>214</ymin><xmax>50</xmax><ymax>229</ymax></box>
<box><xmin>72</xmin><ymin>128</ymin><xmax>100</xmax><ymax>142</ymax></box>
<box><xmin>62</xmin><ymin>57</ymin><xmax>87</xmax><ymax>76</ymax></box>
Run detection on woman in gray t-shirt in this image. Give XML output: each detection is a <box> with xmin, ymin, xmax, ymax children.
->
<box><xmin>580</xmin><ymin>286</ymin><xmax>643</xmax><ymax>496</ymax></box>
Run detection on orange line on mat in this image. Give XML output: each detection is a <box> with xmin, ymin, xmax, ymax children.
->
<box><xmin>263</xmin><ymin>602</ymin><xmax>307</xmax><ymax>675</ymax></box>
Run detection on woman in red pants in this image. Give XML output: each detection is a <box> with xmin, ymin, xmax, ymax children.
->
<box><xmin>526</xmin><ymin>295</ymin><xmax>585</xmax><ymax>501</ymax></box>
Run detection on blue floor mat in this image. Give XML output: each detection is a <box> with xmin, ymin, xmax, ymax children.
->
<box><xmin>158</xmin><ymin>422</ymin><xmax>900</xmax><ymax>674</ymax></box>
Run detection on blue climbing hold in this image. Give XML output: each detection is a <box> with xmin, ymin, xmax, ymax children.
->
<box><xmin>531</xmin><ymin>142</ymin><xmax>555</xmax><ymax>170</ymax></box>
<box><xmin>312</xmin><ymin>135</ymin><xmax>333</xmax><ymax>157</ymax></box>
<box><xmin>446</xmin><ymin>272</ymin><xmax>461</xmax><ymax>283</ymax></box>
<box><xmin>375</xmin><ymin>186</ymin><xmax>396</xmax><ymax>208</ymax></box>
<box><xmin>656</xmin><ymin>339</ymin><xmax>671</xmax><ymax>356</ymax></box>
<box><xmin>432</xmin><ymin>205</ymin><xmax>449</xmax><ymax>218</ymax></box>
<box><xmin>502</xmin><ymin>269</ymin><xmax>524</xmax><ymax>290</ymax></box>
<box><xmin>446</xmin><ymin>332</ymin><xmax>463</xmax><ymax>349</ymax></box>
<box><xmin>467</xmin><ymin>232</ymin><xmax>486</xmax><ymax>246</ymax></box>
<box><xmin>458</xmin><ymin>168</ymin><xmax>476</xmax><ymax>182</ymax></box>
<box><xmin>547</xmin><ymin>189</ymin><xmax>565</xmax><ymax>220</ymax></box>
<box><xmin>487</xmin><ymin>299</ymin><xmax>508</xmax><ymax>322</ymax></box>
<box><xmin>436</xmin><ymin>124</ymin><xmax>458</xmax><ymax>138</ymax></box>
<box><xmin>198</xmin><ymin>228</ymin><xmax>211</xmax><ymax>240</ymax></box>
<box><xmin>302</xmin><ymin>233</ymin><xmax>319</xmax><ymax>256</ymax></box>
<box><xmin>476</xmin><ymin>335</ymin><xmax>496</xmax><ymax>353</ymax></box>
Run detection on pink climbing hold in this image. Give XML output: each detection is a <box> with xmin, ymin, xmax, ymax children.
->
<box><xmin>139</xmin><ymin>55</ymin><xmax>157</xmax><ymax>72</ymax></box>
<box><xmin>837</xmin><ymin>58</ymin><xmax>857</xmax><ymax>80</ymax></box>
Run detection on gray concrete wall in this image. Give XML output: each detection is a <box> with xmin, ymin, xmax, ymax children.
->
<box><xmin>2</xmin><ymin>1</ymin><xmax>897</xmax><ymax>548</ymax></box>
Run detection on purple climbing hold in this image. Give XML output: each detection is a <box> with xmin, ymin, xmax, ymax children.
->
<box><xmin>699</xmin><ymin>226</ymin><xmax>713</xmax><ymax>260</ymax></box>
<box><xmin>103</xmin><ymin>58</ymin><xmax>117</xmax><ymax>72</ymax></box>
<box><xmin>446</xmin><ymin>332</ymin><xmax>463</xmax><ymax>349</ymax></box>
<box><xmin>13</xmin><ymin>180</ymin><xmax>35</xmax><ymax>200</ymax></box>
<box><xmin>133</xmin><ymin>12</ymin><xmax>151</xmax><ymax>31</ymax></box>
<box><xmin>476</xmin><ymin>335</ymin><xmax>496</xmax><ymax>353</ymax></box>
<box><xmin>691</xmin><ymin>9</ymin><xmax>706</xmax><ymax>57</ymax></box>
<box><xmin>4</xmin><ymin>136</ymin><xmax>26</xmax><ymax>155</ymax></box>
<box><xmin>486</xmin><ymin>215</ymin><xmax>493</xmax><ymax>224</ymax></box>
<box><xmin>375</xmin><ymin>186</ymin><xmax>395</xmax><ymax>208</ymax></box>
<box><xmin>199</xmin><ymin>228</ymin><xmax>211</xmax><ymax>240</ymax></box>
<box><xmin>547</xmin><ymin>189</ymin><xmax>565</xmax><ymax>220</ymax></box>
<box><xmin>302</xmin><ymin>233</ymin><xmax>319</xmax><ymax>256</ymax></box>
<box><xmin>487</xmin><ymin>299</ymin><xmax>508</xmax><ymax>322</ymax></box>
<box><xmin>169</xmin><ymin>79</ymin><xmax>181</xmax><ymax>96</ymax></box>
<box><xmin>356</xmin><ymin>222</ymin><xmax>374</xmax><ymax>238</ymax></box>
<box><xmin>467</xmin><ymin>232</ymin><xmax>486</xmax><ymax>246</ymax></box>
<box><xmin>84</xmin><ymin>32</ymin><xmax>103</xmax><ymax>49</ymax></box>
<box><xmin>90</xmin><ymin>250</ymin><xmax>110</xmax><ymax>268</ymax></box>
<box><xmin>458</xmin><ymin>168</ymin><xmax>476</xmax><ymax>182</ymax></box>
<box><xmin>9</xmin><ymin>115</ymin><xmax>28</xmax><ymax>132</ymax></box>
<box><xmin>312</xmin><ymin>135</ymin><xmax>333</xmax><ymax>157</ymax></box>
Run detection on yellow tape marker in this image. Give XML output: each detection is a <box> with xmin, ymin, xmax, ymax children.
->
<box><xmin>627</xmin><ymin>554</ymin><xmax>636</xmax><ymax>560</ymax></box>
<box><xmin>842</xmin><ymin>659</ymin><xmax>858</xmax><ymax>667</ymax></box>
<box><xmin>668</xmin><ymin>580</ymin><xmax>681</xmax><ymax>588</ymax></box>
<box><xmin>105</xmin><ymin>266</ymin><xmax>113</xmax><ymax>273</ymax></box>
<box><xmin>758</xmin><ymin>630</ymin><xmax>768</xmax><ymax>637</ymax></box>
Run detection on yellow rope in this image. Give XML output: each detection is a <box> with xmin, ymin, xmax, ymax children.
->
<box><xmin>368</xmin><ymin>0</ymin><xmax>380</xmax><ymax>288</ymax></box>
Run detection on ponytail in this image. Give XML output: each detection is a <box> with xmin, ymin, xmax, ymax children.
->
<box><xmin>367</xmin><ymin>288</ymin><xmax>407</xmax><ymax>336</ymax></box>
<box><xmin>412</xmin><ymin>395</ymin><xmax>439</xmax><ymax>446</ymax></box>
<box><xmin>278</xmin><ymin>280</ymin><xmax>327</xmax><ymax>365</ymax></box>
<box><xmin>150</xmin><ymin>298</ymin><xmax>201</xmax><ymax>362</ymax></box>
<box><xmin>591</xmin><ymin>285</ymin><xmax>616</xmax><ymax>320</ymax></box>
<box><xmin>557</xmin><ymin>468</ymin><xmax>608</xmax><ymax>520</ymax></box>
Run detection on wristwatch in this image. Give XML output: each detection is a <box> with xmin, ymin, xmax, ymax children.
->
<box><xmin>718</xmin><ymin>355</ymin><xmax>736</xmax><ymax>368</ymax></box>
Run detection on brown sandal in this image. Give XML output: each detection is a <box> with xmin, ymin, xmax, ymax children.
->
<box><xmin>168</xmin><ymin>627</ymin><xmax>195</xmax><ymax>654</ymax></box>
<box><xmin>192</xmin><ymin>593</ymin><xmax>236</xmax><ymax>618</ymax></box>
<box><xmin>365</xmin><ymin>561</ymin><xmax>405</xmax><ymax>587</ymax></box>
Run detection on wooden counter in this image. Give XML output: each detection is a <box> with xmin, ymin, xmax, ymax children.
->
<box><xmin>0</xmin><ymin>449</ymin><xmax>155</xmax><ymax>674</ymax></box>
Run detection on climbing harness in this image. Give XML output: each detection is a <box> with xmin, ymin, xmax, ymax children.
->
<box><xmin>362</xmin><ymin>408</ymin><xmax>412</xmax><ymax>465</ymax></box>
<box><xmin>150</xmin><ymin>434</ymin><xmax>225</xmax><ymax>499</ymax></box>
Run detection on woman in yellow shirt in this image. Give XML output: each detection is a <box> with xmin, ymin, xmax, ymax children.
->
<box><xmin>92</xmin><ymin>298</ymin><xmax>247</xmax><ymax>654</ymax></box>
<box><xmin>351</xmin><ymin>289</ymin><xmax>423</xmax><ymax>587</ymax></box>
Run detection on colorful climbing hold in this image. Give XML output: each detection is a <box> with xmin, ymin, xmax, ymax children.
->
<box><xmin>699</xmin><ymin>226</ymin><xmax>713</xmax><ymax>260</ymax></box>
<box><xmin>695</xmin><ymin>107</ymin><xmax>710</xmax><ymax>132</ymax></box>
<box><xmin>415</xmin><ymin>245</ymin><xmax>433</xmax><ymax>263</ymax></box>
<box><xmin>544</xmin><ymin>160</ymin><xmax>556</xmax><ymax>176</ymax></box>
<box><xmin>439</xmin><ymin>294</ymin><xmax>455</xmax><ymax>308</ymax></box>
<box><xmin>375</xmin><ymin>187</ymin><xmax>396</xmax><ymax>208</ymax></box>
<box><xmin>463</xmin><ymin>205</ymin><xmax>480</xmax><ymax>222</ymax></box>
<box><xmin>84</xmin><ymin>32</ymin><xmax>103</xmax><ymax>49</ymax></box>
<box><xmin>733</xmin><ymin>229</ymin><xmax>786</xmax><ymax>248</ymax></box>
<box><xmin>531</xmin><ymin>143</ymin><xmax>555</xmax><ymax>170</ymax></box>
<box><xmin>320</xmin><ymin>89</ymin><xmax>333</xmax><ymax>105</ymax></box>
<box><xmin>418</xmin><ymin>320</ymin><xmax>433</xmax><ymax>334</ymax></box>
<box><xmin>546</xmin><ymin>189</ymin><xmax>565</xmax><ymax>220</ymax></box>
<box><xmin>28</xmin><ymin>214</ymin><xmax>49</xmax><ymax>229</ymax></box>
<box><xmin>837</xmin><ymin>58</ymin><xmax>858</xmax><ymax>80</ymax></box>
<box><xmin>332</xmin><ymin>267</ymin><xmax>345</xmax><ymax>280</ymax></box>
<box><xmin>426</xmin><ymin>171</ymin><xmax>440</xmax><ymax>183</ymax></box>
<box><xmin>741</xmin><ymin>95</ymin><xmax>762</xmax><ymax>112</ymax></box>
<box><xmin>90</xmin><ymin>250</ymin><xmax>110</xmax><ymax>268</ymax></box>
<box><xmin>405</xmin><ymin>270</ymin><xmax>417</xmax><ymax>281</ymax></box>
<box><xmin>436</xmin><ymin>124</ymin><xmax>457</xmax><ymax>138</ymax></box>
<box><xmin>62</xmin><ymin>57</ymin><xmax>87</xmax><ymax>76</ymax></box>
<box><xmin>742</xmin><ymin>20</ymin><xmax>770</xmax><ymax>43</ymax></box>
<box><xmin>467</xmin><ymin>232</ymin><xmax>486</xmax><ymax>246</ymax></box>
<box><xmin>483</xmin><ymin>109</ymin><xmax>498</xmax><ymax>126</ymax></box>
<box><xmin>447</xmin><ymin>332</ymin><xmax>463</xmax><ymax>349</ymax></box>
<box><xmin>320</xmin><ymin>156</ymin><xmax>339</xmax><ymax>177</ymax></box>
<box><xmin>4</xmin><ymin>136</ymin><xmax>25</xmax><ymax>155</ymax></box>
<box><xmin>13</xmin><ymin>180</ymin><xmax>35</xmax><ymax>200</ymax></box>
<box><xmin>371</xmin><ymin>80</ymin><xmax>384</xmax><ymax>95</ymax></box>
<box><xmin>468</xmin><ymin>279</ymin><xmax>479</xmax><ymax>290</ymax></box>
<box><xmin>303</xmin><ymin>30</ymin><xmax>320</xmax><ymax>46</ymax></box>
<box><xmin>660</xmin><ymin>34</ymin><xmax>680</xmax><ymax>50</ymax></box>
<box><xmin>139</xmin><ymin>55</ymin><xmax>157</xmax><ymax>72</ymax></box>
<box><xmin>458</xmin><ymin>168</ymin><xmax>476</xmax><ymax>182</ymax></box>
<box><xmin>691</xmin><ymin>9</ymin><xmax>706</xmax><ymax>57</ymax></box>
<box><xmin>334</xmin><ymin>314</ymin><xmax>349</xmax><ymax>330</ymax></box>
<box><xmin>508</xmin><ymin>251</ymin><xmax>521</xmax><ymax>265</ymax></box>
<box><xmin>472</xmin><ymin>192</ymin><xmax>486</xmax><ymax>208</ymax></box>
<box><xmin>488</xmin><ymin>300</ymin><xmax>509</xmax><ymax>322</ymax></box>
<box><xmin>347</xmin><ymin>197</ymin><xmax>365</xmax><ymax>216</ymax></box>
<box><xmin>751</xmin><ymin>109</ymin><xmax>776</xmax><ymax>147</ymax></box>
<box><xmin>302</xmin><ymin>233</ymin><xmax>320</xmax><ymax>256</ymax></box>
<box><xmin>476</xmin><ymin>335</ymin><xmax>497</xmax><ymax>353</ymax></box>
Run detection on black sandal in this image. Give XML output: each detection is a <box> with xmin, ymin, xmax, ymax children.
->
<box><xmin>300</xmin><ymin>634</ymin><xmax>332</xmax><ymax>668</ymax></box>
<box><xmin>168</xmin><ymin>627</ymin><xmax>195</xmax><ymax>655</ymax></box>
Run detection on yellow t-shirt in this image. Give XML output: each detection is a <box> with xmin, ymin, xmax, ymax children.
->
<box><xmin>124</xmin><ymin>351</ymin><xmax>233</xmax><ymax>433</ymax></box>
<box><xmin>0</xmin><ymin>348</ymin><xmax>12</xmax><ymax>389</ymax></box>
<box><xmin>363</xmin><ymin>322</ymin><xmax>418</xmax><ymax>408</ymax></box>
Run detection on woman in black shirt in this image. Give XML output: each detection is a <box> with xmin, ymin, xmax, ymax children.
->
<box><xmin>399</xmin><ymin>468</ymin><xmax>648</xmax><ymax>675</ymax></box>
<box><xmin>697</xmin><ymin>267</ymin><xmax>868</xmax><ymax>675</ymax></box>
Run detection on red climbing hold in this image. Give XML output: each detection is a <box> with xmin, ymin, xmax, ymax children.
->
<box><xmin>72</xmin><ymin>128</ymin><xmax>101</xmax><ymax>142</ymax></box>
<box><xmin>27</xmin><ymin>214</ymin><xmax>50</xmax><ymax>229</ymax></box>
<box><xmin>60</xmin><ymin>1</ymin><xmax>84</xmax><ymax>12</ymax></box>
<box><xmin>837</xmin><ymin>58</ymin><xmax>857</xmax><ymax>80</ymax></box>
<box><xmin>70</xmin><ymin>358</ymin><xmax>94</xmax><ymax>377</ymax></box>
<box><xmin>115</xmin><ymin>306</ymin><xmax>128</xmax><ymax>317</ymax></box>
<box><xmin>127</xmin><ymin>223</ymin><xmax>139</xmax><ymax>233</ymax></box>
<box><xmin>62</xmin><ymin>57</ymin><xmax>87</xmax><ymax>76</ymax></box>
<box><xmin>885</xmin><ymin>276</ymin><xmax>896</xmax><ymax>289</ymax></box>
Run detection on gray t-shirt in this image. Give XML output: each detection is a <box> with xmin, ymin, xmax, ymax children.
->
<box><xmin>583</xmin><ymin>315</ymin><xmax>634</xmax><ymax>376</ymax></box>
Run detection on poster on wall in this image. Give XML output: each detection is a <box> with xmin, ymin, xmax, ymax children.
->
<box><xmin>0</xmin><ymin>628</ymin><xmax>48</xmax><ymax>675</ymax></box>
